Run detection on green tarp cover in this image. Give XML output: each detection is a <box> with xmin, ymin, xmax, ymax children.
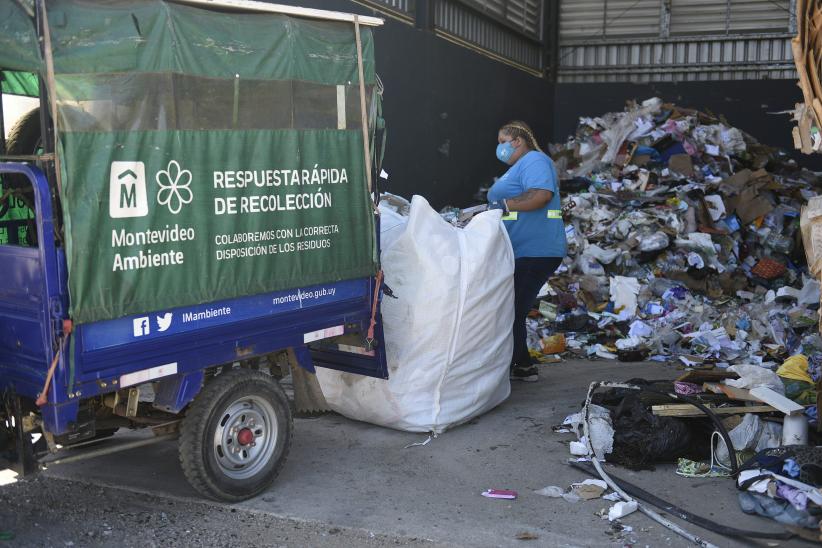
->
<box><xmin>47</xmin><ymin>0</ymin><xmax>378</xmax><ymax>323</ymax></box>
<box><xmin>1</xmin><ymin>71</ymin><xmax>39</xmax><ymax>97</ymax></box>
<box><xmin>0</xmin><ymin>1</ymin><xmax>42</xmax><ymax>73</ymax></box>
<box><xmin>48</xmin><ymin>1</ymin><xmax>374</xmax><ymax>83</ymax></box>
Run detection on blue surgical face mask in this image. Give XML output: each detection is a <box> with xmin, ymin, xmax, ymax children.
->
<box><xmin>496</xmin><ymin>141</ymin><xmax>516</xmax><ymax>164</ymax></box>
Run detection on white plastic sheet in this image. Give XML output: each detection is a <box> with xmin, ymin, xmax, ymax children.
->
<box><xmin>610</xmin><ymin>276</ymin><xmax>640</xmax><ymax>317</ymax></box>
<box><xmin>564</xmin><ymin>404</ymin><xmax>614</xmax><ymax>459</ymax></box>
<box><xmin>316</xmin><ymin>196</ymin><xmax>514</xmax><ymax>433</ymax></box>
<box><xmin>715</xmin><ymin>413</ymin><xmax>783</xmax><ymax>466</ymax></box>
<box><xmin>725</xmin><ymin>364</ymin><xmax>785</xmax><ymax>394</ymax></box>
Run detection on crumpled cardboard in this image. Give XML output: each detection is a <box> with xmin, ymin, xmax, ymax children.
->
<box><xmin>801</xmin><ymin>195</ymin><xmax>822</xmax><ymax>277</ymax></box>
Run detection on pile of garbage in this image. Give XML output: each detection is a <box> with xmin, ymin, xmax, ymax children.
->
<box><xmin>536</xmin><ymin>98</ymin><xmax>822</xmax><ymax>537</ymax></box>
<box><xmin>514</xmin><ymin>97</ymin><xmax>822</xmax><ymax>378</ymax></box>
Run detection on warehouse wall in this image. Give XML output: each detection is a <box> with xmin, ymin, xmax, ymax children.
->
<box><xmin>552</xmin><ymin>1</ymin><xmax>822</xmax><ymax>169</ymax></box>
<box><xmin>558</xmin><ymin>0</ymin><xmax>796</xmax><ymax>83</ymax></box>
<box><xmin>269</xmin><ymin>1</ymin><xmax>817</xmax><ymax>205</ymax></box>
<box><xmin>270</xmin><ymin>0</ymin><xmax>555</xmax><ymax>209</ymax></box>
<box><xmin>552</xmin><ymin>79</ymin><xmax>822</xmax><ymax>170</ymax></box>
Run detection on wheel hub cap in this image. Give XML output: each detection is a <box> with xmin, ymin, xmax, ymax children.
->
<box><xmin>237</xmin><ymin>427</ymin><xmax>254</xmax><ymax>446</ymax></box>
<box><xmin>213</xmin><ymin>395</ymin><xmax>279</xmax><ymax>480</ymax></box>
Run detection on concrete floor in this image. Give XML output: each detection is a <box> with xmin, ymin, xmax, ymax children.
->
<box><xmin>14</xmin><ymin>359</ymin><xmax>814</xmax><ymax>547</ymax></box>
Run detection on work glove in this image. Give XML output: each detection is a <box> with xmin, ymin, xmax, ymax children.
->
<box><xmin>488</xmin><ymin>200</ymin><xmax>509</xmax><ymax>216</ymax></box>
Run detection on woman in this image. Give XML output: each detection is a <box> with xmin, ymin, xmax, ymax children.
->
<box><xmin>487</xmin><ymin>121</ymin><xmax>567</xmax><ymax>383</ymax></box>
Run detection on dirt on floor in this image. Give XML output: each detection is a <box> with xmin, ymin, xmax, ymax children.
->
<box><xmin>0</xmin><ymin>475</ymin><xmax>443</xmax><ymax>548</ymax></box>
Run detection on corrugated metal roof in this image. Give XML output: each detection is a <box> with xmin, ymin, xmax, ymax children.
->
<box><xmin>729</xmin><ymin>0</ymin><xmax>790</xmax><ymax>33</ymax></box>
<box><xmin>670</xmin><ymin>0</ymin><xmax>727</xmax><ymax>35</ymax></box>
<box><xmin>559</xmin><ymin>0</ymin><xmax>660</xmax><ymax>40</ymax></box>
<box><xmin>605</xmin><ymin>0</ymin><xmax>660</xmax><ymax>37</ymax></box>
<box><xmin>670</xmin><ymin>0</ymin><xmax>791</xmax><ymax>35</ymax></box>
<box><xmin>462</xmin><ymin>0</ymin><xmax>543</xmax><ymax>37</ymax></box>
<box><xmin>557</xmin><ymin>0</ymin><xmax>796</xmax><ymax>82</ymax></box>
<box><xmin>435</xmin><ymin>0</ymin><xmax>544</xmax><ymax>71</ymax></box>
<box><xmin>558</xmin><ymin>33</ymin><xmax>796</xmax><ymax>82</ymax></box>
<box><xmin>506</xmin><ymin>0</ymin><xmax>542</xmax><ymax>36</ymax></box>
<box><xmin>559</xmin><ymin>0</ymin><xmax>604</xmax><ymax>41</ymax></box>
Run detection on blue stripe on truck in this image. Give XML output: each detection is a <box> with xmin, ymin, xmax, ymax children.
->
<box><xmin>81</xmin><ymin>279</ymin><xmax>367</xmax><ymax>352</ymax></box>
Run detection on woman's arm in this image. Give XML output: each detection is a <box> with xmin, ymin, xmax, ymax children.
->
<box><xmin>505</xmin><ymin>189</ymin><xmax>553</xmax><ymax>212</ymax></box>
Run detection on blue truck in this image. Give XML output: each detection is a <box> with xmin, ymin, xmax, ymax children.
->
<box><xmin>0</xmin><ymin>0</ymin><xmax>388</xmax><ymax>501</ymax></box>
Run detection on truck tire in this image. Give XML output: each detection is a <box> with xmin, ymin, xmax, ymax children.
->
<box><xmin>6</xmin><ymin>108</ymin><xmax>42</xmax><ymax>158</ymax></box>
<box><xmin>179</xmin><ymin>369</ymin><xmax>292</xmax><ymax>502</ymax></box>
<box><xmin>2</xmin><ymin>108</ymin><xmax>41</xmax><ymax>242</ymax></box>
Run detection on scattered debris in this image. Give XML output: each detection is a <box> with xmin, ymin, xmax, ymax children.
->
<box><xmin>481</xmin><ymin>489</ymin><xmax>517</xmax><ymax>500</ymax></box>
<box><xmin>606</xmin><ymin>521</ymin><xmax>638</xmax><ymax>545</ymax></box>
<box><xmin>571</xmin><ymin>479</ymin><xmax>609</xmax><ymax>499</ymax></box>
<box><xmin>608</xmin><ymin>500</ymin><xmax>639</xmax><ymax>521</ymax></box>
<box><xmin>533</xmin><ymin>486</ymin><xmax>564</xmax><ymax>498</ymax></box>
<box><xmin>675</xmin><ymin>457</ymin><xmax>732</xmax><ymax>478</ymax></box>
<box><xmin>534</xmin><ymin>480</ymin><xmax>612</xmax><ymax>502</ymax></box>
<box><xmin>562</xmin><ymin>404</ymin><xmax>614</xmax><ymax>459</ymax></box>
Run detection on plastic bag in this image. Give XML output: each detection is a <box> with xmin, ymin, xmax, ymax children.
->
<box><xmin>578</xmin><ymin>255</ymin><xmax>606</xmax><ymax>277</ymax></box>
<box><xmin>715</xmin><ymin>413</ymin><xmax>782</xmax><ymax>466</ymax></box>
<box><xmin>610</xmin><ymin>276</ymin><xmax>640</xmax><ymax>317</ymax></box>
<box><xmin>584</xmin><ymin>244</ymin><xmax>620</xmax><ymax>265</ymax></box>
<box><xmin>638</xmin><ymin>231</ymin><xmax>669</xmax><ymax>252</ymax></box>
<box><xmin>609</xmin><ymin>396</ymin><xmax>710</xmax><ymax>467</ymax></box>
<box><xmin>777</xmin><ymin>355</ymin><xmax>813</xmax><ymax>384</ymax></box>
<box><xmin>725</xmin><ymin>364</ymin><xmax>786</xmax><ymax>395</ymax></box>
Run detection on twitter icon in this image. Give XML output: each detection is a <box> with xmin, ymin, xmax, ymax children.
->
<box><xmin>156</xmin><ymin>312</ymin><xmax>173</xmax><ymax>332</ymax></box>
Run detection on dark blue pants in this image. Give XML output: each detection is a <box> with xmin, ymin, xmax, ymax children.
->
<box><xmin>512</xmin><ymin>256</ymin><xmax>563</xmax><ymax>367</ymax></box>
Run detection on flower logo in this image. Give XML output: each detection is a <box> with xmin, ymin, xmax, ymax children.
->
<box><xmin>155</xmin><ymin>160</ymin><xmax>193</xmax><ymax>214</ymax></box>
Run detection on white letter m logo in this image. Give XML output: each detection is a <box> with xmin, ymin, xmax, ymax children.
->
<box><xmin>109</xmin><ymin>161</ymin><xmax>148</xmax><ymax>218</ymax></box>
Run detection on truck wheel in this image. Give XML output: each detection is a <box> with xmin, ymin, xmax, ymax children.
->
<box><xmin>6</xmin><ymin>108</ymin><xmax>42</xmax><ymax>158</ymax></box>
<box><xmin>179</xmin><ymin>369</ymin><xmax>292</xmax><ymax>502</ymax></box>
<box><xmin>4</xmin><ymin>107</ymin><xmax>42</xmax><ymax>201</ymax></box>
<box><xmin>3</xmin><ymin>108</ymin><xmax>41</xmax><ymax>241</ymax></box>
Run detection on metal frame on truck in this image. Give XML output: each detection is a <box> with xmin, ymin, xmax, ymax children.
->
<box><xmin>0</xmin><ymin>0</ymin><xmax>388</xmax><ymax>502</ymax></box>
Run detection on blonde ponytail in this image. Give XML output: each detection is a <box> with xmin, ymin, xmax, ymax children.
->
<box><xmin>500</xmin><ymin>121</ymin><xmax>543</xmax><ymax>153</ymax></box>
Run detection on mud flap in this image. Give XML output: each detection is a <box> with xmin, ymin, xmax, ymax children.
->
<box><xmin>288</xmin><ymin>347</ymin><xmax>331</xmax><ymax>415</ymax></box>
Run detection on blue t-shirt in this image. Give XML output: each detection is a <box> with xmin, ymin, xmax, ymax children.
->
<box><xmin>487</xmin><ymin>150</ymin><xmax>567</xmax><ymax>259</ymax></box>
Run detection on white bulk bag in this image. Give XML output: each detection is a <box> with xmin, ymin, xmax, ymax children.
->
<box><xmin>377</xmin><ymin>201</ymin><xmax>409</xmax><ymax>252</ymax></box>
<box><xmin>316</xmin><ymin>195</ymin><xmax>514</xmax><ymax>433</ymax></box>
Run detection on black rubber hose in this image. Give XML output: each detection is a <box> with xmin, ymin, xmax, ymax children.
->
<box><xmin>569</xmin><ymin>461</ymin><xmax>795</xmax><ymax>541</ymax></box>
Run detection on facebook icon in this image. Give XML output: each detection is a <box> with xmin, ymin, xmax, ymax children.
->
<box><xmin>133</xmin><ymin>317</ymin><xmax>150</xmax><ymax>337</ymax></box>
